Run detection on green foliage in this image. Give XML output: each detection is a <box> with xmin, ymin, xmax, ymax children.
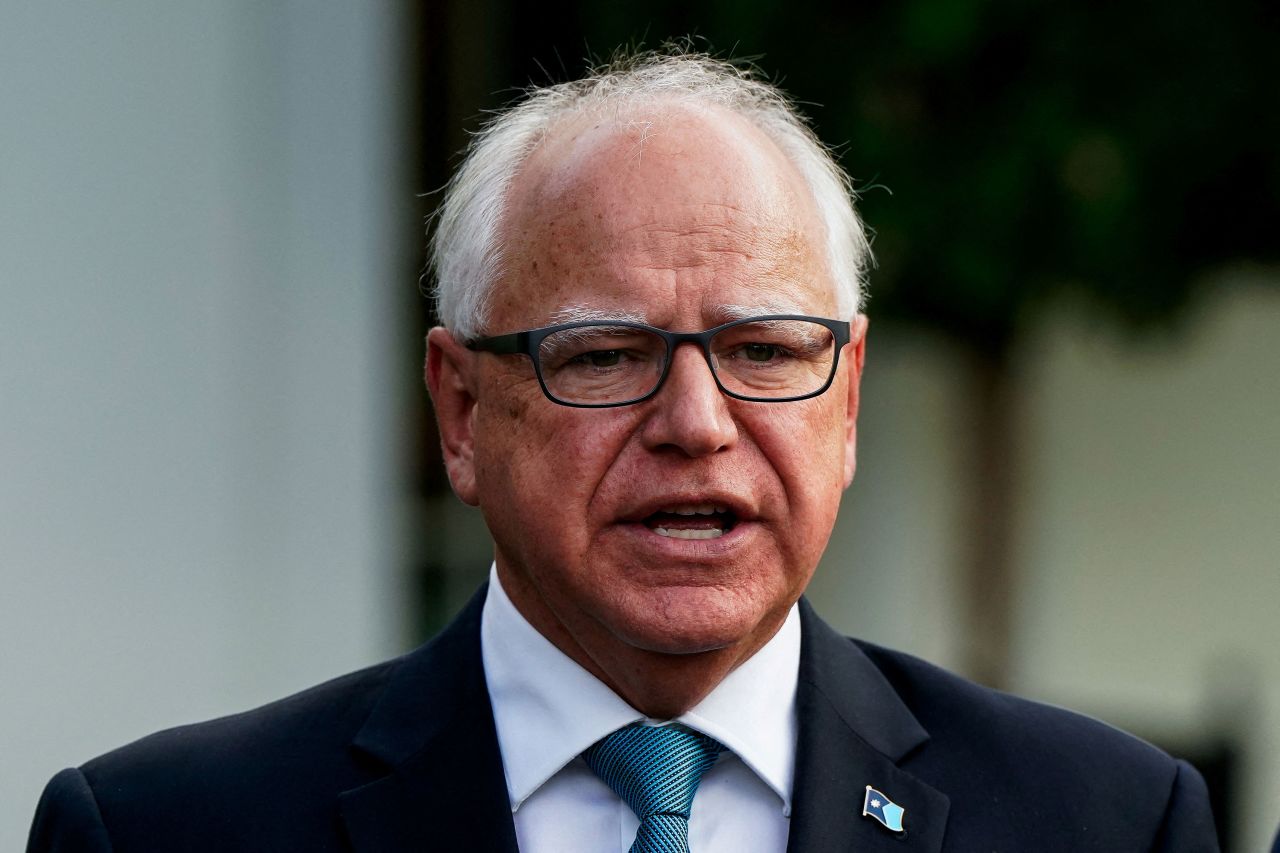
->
<box><xmin>502</xmin><ymin>0</ymin><xmax>1279</xmax><ymax>352</ymax></box>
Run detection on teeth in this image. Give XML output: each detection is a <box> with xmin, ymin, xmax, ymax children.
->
<box><xmin>654</xmin><ymin>527</ymin><xmax>725</xmax><ymax>540</ymax></box>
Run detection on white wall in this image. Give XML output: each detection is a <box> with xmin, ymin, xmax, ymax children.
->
<box><xmin>1016</xmin><ymin>278</ymin><xmax>1280</xmax><ymax>852</ymax></box>
<box><xmin>0</xmin><ymin>2</ymin><xmax>408</xmax><ymax>847</ymax></box>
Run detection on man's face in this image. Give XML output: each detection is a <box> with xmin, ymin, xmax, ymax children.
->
<box><xmin>431</xmin><ymin>106</ymin><xmax>866</xmax><ymax>689</ymax></box>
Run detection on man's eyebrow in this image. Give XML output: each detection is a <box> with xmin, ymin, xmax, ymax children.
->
<box><xmin>548</xmin><ymin>305</ymin><xmax>649</xmax><ymax>325</ymax></box>
<box><xmin>711</xmin><ymin>301</ymin><xmax>808</xmax><ymax>324</ymax></box>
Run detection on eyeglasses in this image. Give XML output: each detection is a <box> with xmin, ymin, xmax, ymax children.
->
<box><xmin>466</xmin><ymin>314</ymin><xmax>851</xmax><ymax>408</ymax></box>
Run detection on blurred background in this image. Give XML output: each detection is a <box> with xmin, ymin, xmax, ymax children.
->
<box><xmin>2</xmin><ymin>1</ymin><xmax>1276</xmax><ymax>849</ymax></box>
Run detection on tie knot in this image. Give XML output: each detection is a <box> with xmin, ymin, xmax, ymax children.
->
<box><xmin>583</xmin><ymin>723</ymin><xmax>725</xmax><ymax>822</ymax></box>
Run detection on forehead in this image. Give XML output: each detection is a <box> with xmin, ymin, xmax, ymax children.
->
<box><xmin>490</xmin><ymin>103</ymin><xmax>832</xmax><ymax>328</ymax></box>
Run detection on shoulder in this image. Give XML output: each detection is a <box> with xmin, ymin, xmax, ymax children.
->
<box><xmin>32</xmin><ymin>657</ymin><xmax>402</xmax><ymax>851</ymax></box>
<box><xmin>86</xmin><ymin>656</ymin><xmax>399</xmax><ymax>782</ymax></box>
<box><xmin>29</xmin><ymin>588</ymin><xmax>494</xmax><ymax>851</ymax></box>
<box><xmin>798</xmin><ymin>603</ymin><xmax>1183</xmax><ymax>783</ymax></box>
<box><xmin>853</xmin><ymin>638</ymin><xmax>1166</xmax><ymax>769</ymax></box>
<box><xmin>850</xmin><ymin>638</ymin><xmax>1217</xmax><ymax>848</ymax></box>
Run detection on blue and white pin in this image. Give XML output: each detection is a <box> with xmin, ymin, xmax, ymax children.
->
<box><xmin>862</xmin><ymin>785</ymin><xmax>906</xmax><ymax>833</ymax></box>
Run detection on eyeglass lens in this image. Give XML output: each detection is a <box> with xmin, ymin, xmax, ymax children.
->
<box><xmin>535</xmin><ymin>319</ymin><xmax>838</xmax><ymax>405</ymax></box>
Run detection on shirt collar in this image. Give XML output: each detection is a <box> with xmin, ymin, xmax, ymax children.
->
<box><xmin>480</xmin><ymin>566</ymin><xmax>800</xmax><ymax>813</ymax></box>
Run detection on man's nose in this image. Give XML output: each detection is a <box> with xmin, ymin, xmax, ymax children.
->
<box><xmin>639</xmin><ymin>343</ymin><xmax>738</xmax><ymax>457</ymax></box>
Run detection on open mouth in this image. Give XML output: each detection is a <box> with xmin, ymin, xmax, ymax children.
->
<box><xmin>642</xmin><ymin>504</ymin><xmax>738</xmax><ymax>540</ymax></box>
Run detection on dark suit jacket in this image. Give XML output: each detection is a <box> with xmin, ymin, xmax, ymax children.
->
<box><xmin>28</xmin><ymin>588</ymin><xmax>1219</xmax><ymax>852</ymax></box>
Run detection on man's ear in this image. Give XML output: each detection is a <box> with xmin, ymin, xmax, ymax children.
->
<box><xmin>425</xmin><ymin>327</ymin><xmax>481</xmax><ymax>506</ymax></box>
<box><xmin>842</xmin><ymin>314</ymin><xmax>869</xmax><ymax>489</ymax></box>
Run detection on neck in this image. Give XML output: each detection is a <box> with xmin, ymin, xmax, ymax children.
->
<box><xmin>581</xmin><ymin>642</ymin><xmax>754</xmax><ymax>720</ymax></box>
<box><xmin>496</xmin><ymin>564</ymin><xmax>783</xmax><ymax>719</ymax></box>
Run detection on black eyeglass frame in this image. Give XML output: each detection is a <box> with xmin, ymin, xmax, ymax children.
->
<box><xmin>465</xmin><ymin>314</ymin><xmax>852</xmax><ymax>409</ymax></box>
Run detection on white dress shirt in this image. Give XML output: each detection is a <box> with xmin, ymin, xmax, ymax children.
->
<box><xmin>481</xmin><ymin>567</ymin><xmax>799</xmax><ymax>853</ymax></box>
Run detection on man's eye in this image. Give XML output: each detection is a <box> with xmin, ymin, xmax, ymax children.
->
<box><xmin>742</xmin><ymin>343</ymin><xmax>781</xmax><ymax>362</ymax></box>
<box><xmin>572</xmin><ymin>349</ymin><xmax>624</xmax><ymax>368</ymax></box>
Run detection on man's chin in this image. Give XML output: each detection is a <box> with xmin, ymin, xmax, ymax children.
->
<box><xmin>604</xmin><ymin>589</ymin><xmax>783</xmax><ymax>659</ymax></box>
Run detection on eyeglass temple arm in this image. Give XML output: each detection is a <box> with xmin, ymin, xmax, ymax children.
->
<box><xmin>465</xmin><ymin>332</ymin><xmax>528</xmax><ymax>355</ymax></box>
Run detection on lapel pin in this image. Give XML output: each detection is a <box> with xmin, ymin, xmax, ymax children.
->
<box><xmin>862</xmin><ymin>785</ymin><xmax>906</xmax><ymax>833</ymax></box>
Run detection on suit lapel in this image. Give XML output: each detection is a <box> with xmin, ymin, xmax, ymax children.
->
<box><xmin>787</xmin><ymin>600</ymin><xmax>950</xmax><ymax>853</ymax></box>
<box><xmin>335</xmin><ymin>588</ymin><xmax>950</xmax><ymax>852</ymax></box>
<box><xmin>338</xmin><ymin>586</ymin><xmax>519</xmax><ymax>853</ymax></box>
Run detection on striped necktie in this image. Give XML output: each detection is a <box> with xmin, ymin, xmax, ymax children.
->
<box><xmin>583</xmin><ymin>723</ymin><xmax>725</xmax><ymax>853</ymax></box>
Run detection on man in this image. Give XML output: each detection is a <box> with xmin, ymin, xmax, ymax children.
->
<box><xmin>29</xmin><ymin>52</ymin><xmax>1217</xmax><ymax>852</ymax></box>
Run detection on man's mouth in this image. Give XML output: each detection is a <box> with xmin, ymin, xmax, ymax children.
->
<box><xmin>642</xmin><ymin>504</ymin><xmax>737</xmax><ymax>540</ymax></box>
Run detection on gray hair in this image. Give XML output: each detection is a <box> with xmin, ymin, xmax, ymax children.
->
<box><xmin>428</xmin><ymin>51</ymin><xmax>871</xmax><ymax>340</ymax></box>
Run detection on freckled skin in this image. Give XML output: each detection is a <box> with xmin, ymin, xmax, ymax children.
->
<box><xmin>427</xmin><ymin>104</ymin><xmax>868</xmax><ymax>718</ymax></box>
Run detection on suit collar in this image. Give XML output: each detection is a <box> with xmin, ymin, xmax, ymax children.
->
<box><xmin>482</xmin><ymin>566</ymin><xmax>802</xmax><ymax>812</ymax></box>
<box><xmin>787</xmin><ymin>599</ymin><xmax>950</xmax><ymax>853</ymax></box>
<box><xmin>335</xmin><ymin>588</ymin><xmax>949</xmax><ymax>853</ymax></box>
<box><xmin>339</xmin><ymin>585</ymin><xmax>519</xmax><ymax>852</ymax></box>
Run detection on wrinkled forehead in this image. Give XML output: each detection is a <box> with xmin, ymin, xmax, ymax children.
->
<box><xmin>490</xmin><ymin>102</ymin><xmax>833</xmax><ymax>328</ymax></box>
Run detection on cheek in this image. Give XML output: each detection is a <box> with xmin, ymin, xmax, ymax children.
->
<box><xmin>747</xmin><ymin>400</ymin><xmax>849</xmax><ymax>557</ymax></box>
<box><xmin>475</xmin><ymin>402</ymin><xmax>557</xmax><ymax>511</ymax></box>
<box><xmin>754</xmin><ymin>399</ymin><xmax>849</xmax><ymax>488</ymax></box>
<box><xmin>472</xmin><ymin>393</ymin><xmax>637</xmax><ymax>545</ymax></box>
<box><xmin>472</xmin><ymin>367</ymin><xmax>554</xmax><ymax>491</ymax></box>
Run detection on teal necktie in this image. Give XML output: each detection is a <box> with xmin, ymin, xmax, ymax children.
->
<box><xmin>583</xmin><ymin>723</ymin><xmax>725</xmax><ymax>853</ymax></box>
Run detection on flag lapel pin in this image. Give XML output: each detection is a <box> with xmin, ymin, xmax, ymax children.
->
<box><xmin>862</xmin><ymin>785</ymin><xmax>906</xmax><ymax>833</ymax></box>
